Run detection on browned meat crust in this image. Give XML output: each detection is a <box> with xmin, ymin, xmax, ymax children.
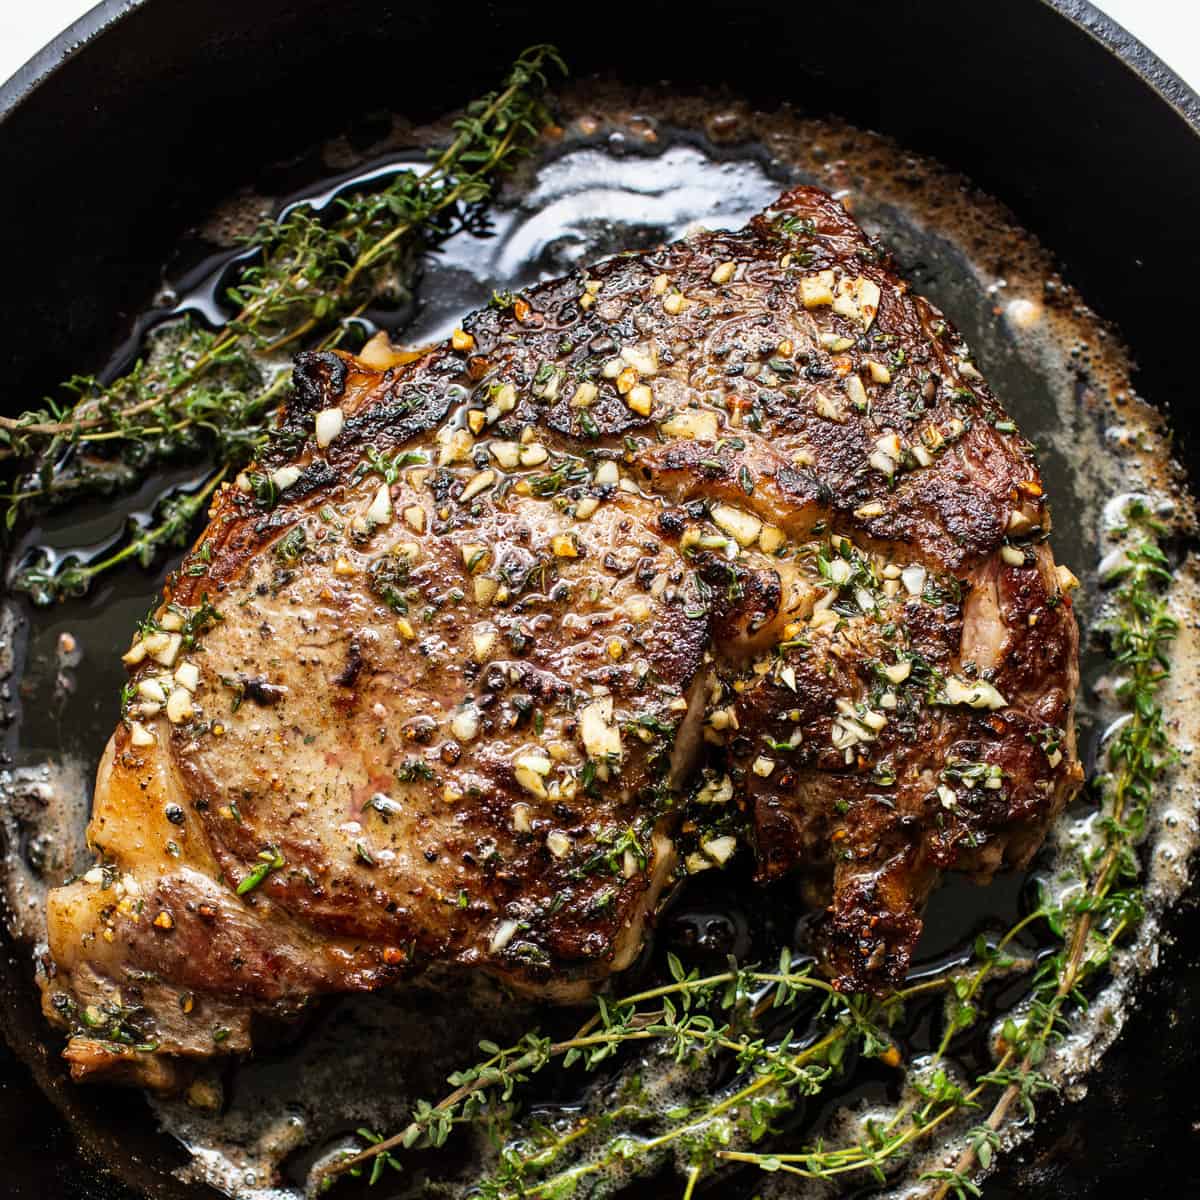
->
<box><xmin>41</xmin><ymin>186</ymin><xmax>1081</xmax><ymax>1089</ymax></box>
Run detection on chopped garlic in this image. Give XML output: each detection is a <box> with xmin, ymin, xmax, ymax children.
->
<box><xmin>758</xmin><ymin>524</ymin><xmax>786</xmax><ymax>554</ymax></box>
<box><xmin>546</xmin><ymin>831</ymin><xmax>572</xmax><ymax>858</ymax></box>
<box><xmin>174</xmin><ymin>662</ymin><xmax>200</xmax><ymax>693</ymax></box>
<box><xmin>437</xmin><ymin>427</ymin><xmax>474</xmax><ymax>466</ymax></box>
<box><xmin>532</xmin><ymin>365</ymin><xmax>562</xmax><ymax>402</ymax></box>
<box><xmin>314</xmin><ymin>407</ymin><xmax>344</xmax><ymax>448</ymax></box>
<box><xmin>711</xmin><ymin>504</ymin><xmax>762</xmax><ymax>548</ymax></box>
<box><xmin>942</xmin><ymin>676</ymin><xmax>1008</xmax><ymax>710</ymax></box>
<box><xmin>827</xmin><ymin>558</ymin><xmax>852</xmax><ymax>586</ymax></box>
<box><xmin>626</xmin><ymin>384</ymin><xmax>653</xmax><ymax>417</ymax></box>
<box><xmin>751</xmin><ymin>755</ymin><xmax>776</xmax><ymax>778</ymax></box>
<box><xmin>594</xmin><ymin>460</ymin><xmax>620</xmax><ymax>486</ymax></box>
<box><xmin>620</xmin><ymin>342</ymin><xmax>658</xmax><ymax>376</ymax></box>
<box><xmin>1000</xmin><ymin>545</ymin><xmax>1025</xmax><ymax>566</ymax></box>
<box><xmin>366</xmin><ymin>484</ymin><xmax>392</xmax><ymax>526</ymax></box>
<box><xmin>489</xmin><ymin>441</ymin><xmax>521</xmax><ymax>470</ymax></box>
<box><xmin>460</xmin><ymin>544</ymin><xmax>488</xmax><ymax>572</ymax></box>
<box><xmin>166</xmin><ymin>688</ymin><xmax>194</xmax><ymax>724</ymax></box>
<box><xmin>579</xmin><ymin>696</ymin><xmax>623</xmax><ymax>762</ymax></box>
<box><xmin>702</xmin><ymin>835</ymin><xmax>738</xmax><ymax>865</ymax></box>
<box><xmin>814</xmin><ymin>390</ymin><xmax>846</xmax><ymax>422</ymax></box>
<box><xmin>489</xmin><ymin>918</ymin><xmax>519</xmax><ymax>953</ymax></box>
<box><xmin>860</xmin><ymin>708</ymin><xmax>888</xmax><ymax>732</ymax></box>
<box><xmin>711</xmin><ymin>261</ymin><xmax>737</xmax><ymax>285</ymax></box>
<box><xmin>138</xmin><ymin>678</ymin><xmax>168</xmax><ymax>704</ymax></box>
<box><xmin>122</xmin><ymin>638</ymin><xmax>148</xmax><ymax>666</ymax></box>
<box><xmin>271</xmin><ymin>465</ymin><xmax>302</xmax><ymax>492</ymax></box>
<box><xmin>1056</xmin><ymin>564</ymin><xmax>1080</xmax><ymax>593</ymax></box>
<box><xmin>451</xmin><ymin>706</ymin><xmax>480</xmax><ymax>742</ymax></box>
<box><xmin>661</xmin><ymin>408</ymin><xmax>719</xmax><ymax>441</ymax></box>
<box><xmin>149</xmin><ymin>633</ymin><xmax>183</xmax><ymax>668</ymax></box>
<box><xmin>403</xmin><ymin>504</ymin><xmax>426</xmax><ymax>533</ymax></box>
<box><xmin>800</xmin><ymin>270</ymin><xmax>835</xmax><ymax>308</ymax></box>
<box><xmin>491</xmin><ymin>383</ymin><xmax>517</xmax><ymax>413</ymax></box>
<box><xmin>626</xmin><ymin>595</ymin><xmax>651</xmax><ymax>622</ymax></box>
<box><xmin>832</xmin><ymin>275</ymin><xmax>882</xmax><ymax>329</ymax></box>
<box><xmin>513</xmin><ymin>765</ymin><xmax>546</xmax><ymax>799</ymax></box>
<box><xmin>459</xmin><ymin>469</ymin><xmax>496</xmax><ymax>502</ymax></box>
<box><xmin>472</xmin><ymin>627</ymin><xmax>497</xmax><ymax>661</ymax></box>
<box><xmin>900</xmin><ymin>564</ymin><xmax>927</xmax><ymax>596</ymax></box>
<box><xmin>129</xmin><ymin>722</ymin><xmax>156</xmax><ymax>748</ymax></box>
<box><xmin>570</xmin><ymin>381</ymin><xmax>598</xmax><ymax>408</ymax></box>
<box><xmin>844</xmin><ymin>374</ymin><xmax>869</xmax><ymax>411</ymax></box>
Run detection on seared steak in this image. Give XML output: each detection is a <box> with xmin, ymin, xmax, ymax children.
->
<box><xmin>42</xmin><ymin>186</ymin><xmax>1081</xmax><ymax>1089</ymax></box>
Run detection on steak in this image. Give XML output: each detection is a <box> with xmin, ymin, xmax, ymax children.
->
<box><xmin>41</xmin><ymin>186</ymin><xmax>1082</xmax><ymax>1090</ymax></box>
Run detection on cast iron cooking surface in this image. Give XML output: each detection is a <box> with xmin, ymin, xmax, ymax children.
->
<box><xmin>1</xmin><ymin>1</ymin><xmax>1199</xmax><ymax>1197</ymax></box>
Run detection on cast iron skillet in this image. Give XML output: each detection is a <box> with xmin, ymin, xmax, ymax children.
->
<box><xmin>1</xmin><ymin>2</ymin><xmax>1199</xmax><ymax>1197</ymax></box>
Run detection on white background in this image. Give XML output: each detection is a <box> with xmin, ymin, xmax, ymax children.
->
<box><xmin>1</xmin><ymin>1</ymin><xmax>1198</xmax><ymax>92</ymax></box>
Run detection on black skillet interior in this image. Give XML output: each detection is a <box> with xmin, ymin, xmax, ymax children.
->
<box><xmin>1</xmin><ymin>1</ymin><xmax>1199</xmax><ymax>1196</ymax></box>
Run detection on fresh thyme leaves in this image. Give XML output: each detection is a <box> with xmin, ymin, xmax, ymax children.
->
<box><xmin>12</xmin><ymin>470</ymin><xmax>227</xmax><ymax>604</ymax></box>
<box><xmin>236</xmin><ymin>846</ymin><xmax>285</xmax><ymax>896</ymax></box>
<box><xmin>2</xmin><ymin>44</ymin><xmax>565</xmax><ymax>602</ymax></box>
<box><xmin>326</xmin><ymin>956</ymin><xmax>862</xmax><ymax>1190</ymax></box>
<box><xmin>328</xmin><ymin>504</ymin><xmax>1177</xmax><ymax>1199</ymax></box>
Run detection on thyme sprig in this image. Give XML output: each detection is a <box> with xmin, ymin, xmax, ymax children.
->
<box><xmin>924</xmin><ymin>498</ymin><xmax>1178</xmax><ymax>1198</ymax></box>
<box><xmin>328</xmin><ymin>957</ymin><xmax>862</xmax><ymax>1183</ymax></box>
<box><xmin>1</xmin><ymin>44</ymin><xmax>565</xmax><ymax>600</ymax></box>
<box><xmin>332</xmin><ymin>956</ymin><xmax>952</xmax><ymax>1194</ymax></box>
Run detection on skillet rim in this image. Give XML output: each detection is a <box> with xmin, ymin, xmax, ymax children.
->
<box><xmin>1</xmin><ymin>0</ymin><xmax>1199</xmax><ymax>134</ymax></box>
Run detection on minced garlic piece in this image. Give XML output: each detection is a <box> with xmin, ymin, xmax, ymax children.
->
<box><xmin>800</xmin><ymin>270</ymin><xmax>835</xmax><ymax>308</ymax></box>
<box><xmin>315</xmin><ymin>407</ymin><xmax>345</xmax><ymax>448</ymax></box>
<box><xmin>459</xmin><ymin>469</ymin><xmax>496</xmax><ymax>502</ymax></box>
<box><xmin>579</xmin><ymin>696</ymin><xmax>623</xmax><ymax>762</ymax></box>
<box><xmin>661</xmin><ymin>408</ymin><xmax>718</xmax><ymax>441</ymax></box>
<box><xmin>711</xmin><ymin>504</ymin><xmax>762</xmax><ymax>548</ymax></box>
<box><xmin>626</xmin><ymin>384</ymin><xmax>653</xmax><ymax>416</ymax></box>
